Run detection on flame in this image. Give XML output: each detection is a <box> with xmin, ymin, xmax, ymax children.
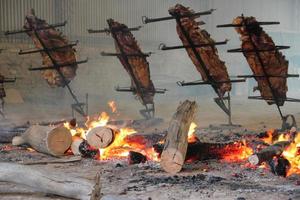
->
<box><xmin>256</xmin><ymin>128</ymin><xmax>300</xmax><ymax>176</ymax></box>
<box><xmin>188</xmin><ymin>122</ymin><xmax>198</xmax><ymax>143</ymax></box>
<box><xmin>108</xmin><ymin>101</ymin><xmax>117</xmax><ymax>113</ymax></box>
<box><xmin>261</xmin><ymin>129</ymin><xmax>275</xmax><ymax>144</ymax></box>
<box><xmin>86</xmin><ymin>112</ymin><xmax>110</xmax><ymax>129</ymax></box>
<box><xmin>99</xmin><ymin>127</ymin><xmax>137</xmax><ymax>159</ymax></box>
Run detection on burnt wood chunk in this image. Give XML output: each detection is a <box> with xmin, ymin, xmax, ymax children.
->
<box><xmin>128</xmin><ymin>151</ymin><xmax>147</xmax><ymax>164</ymax></box>
<box><xmin>248</xmin><ymin>141</ymin><xmax>290</xmax><ymax>165</ymax></box>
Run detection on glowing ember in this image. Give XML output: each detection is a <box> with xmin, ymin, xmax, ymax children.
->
<box><xmin>108</xmin><ymin>101</ymin><xmax>117</xmax><ymax>113</ymax></box>
<box><xmin>221</xmin><ymin>140</ymin><xmax>253</xmax><ymax>162</ymax></box>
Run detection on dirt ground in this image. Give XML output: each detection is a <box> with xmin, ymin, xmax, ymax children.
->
<box><xmin>1</xmin><ymin>97</ymin><xmax>300</xmax><ymax>200</ymax></box>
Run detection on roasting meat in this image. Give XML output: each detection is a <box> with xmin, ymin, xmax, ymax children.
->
<box><xmin>24</xmin><ymin>9</ymin><xmax>77</xmax><ymax>87</ymax></box>
<box><xmin>168</xmin><ymin>4</ymin><xmax>231</xmax><ymax>97</ymax></box>
<box><xmin>107</xmin><ymin>19</ymin><xmax>155</xmax><ymax>105</ymax></box>
<box><xmin>233</xmin><ymin>16</ymin><xmax>288</xmax><ymax>106</ymax></box>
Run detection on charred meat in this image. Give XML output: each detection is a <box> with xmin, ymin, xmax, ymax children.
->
<box><xmin>24</xmin><ymin>10</ymin><xmax>78</xmax><ymax>87</ymax></box>
<box><xmin>233</xmin><ymin>16</ymin><xmax>288</xmax><ymax>106</ymax></box>
<box><xmin>169</xmin><ymin>4</ymin><xmax>231</xmax><ymax>97</ymax></box>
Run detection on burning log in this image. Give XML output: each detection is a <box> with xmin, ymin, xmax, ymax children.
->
<box><xmin>86</xmin><ymin>126</ymin><xmax>115</xmax><ymax>149</ymax></box>
<box><xmin>128</xmin><ymin>151</ymin><xmax>147</xmax><ymax>164</ymax></box>
<box><xmin>248</xmin><ymin>141</ymin><xmax>290</xmax><ymax>165</ymax></box>
<box><xmin>160</xmin><ymin>100</ymin><xmax>197</xmax><ymax>174</ymax></box>
<box><xmin>12</xmin><ymin>125</ymin><xmax>72</xmax><ymax>156</ymax></box>
<box><xmin>0</xmin><ymin>162</ymin><xmax>101</xmax><ymax>200</ymax></box>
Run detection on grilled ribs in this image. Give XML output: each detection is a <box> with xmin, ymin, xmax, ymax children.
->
<box><xmin>107</xmin><ymin>19</ymin><xmax>155</xmax><ymax>105</ymax></box>
<box><xmin>168</xmin><ymin>4</ymin><xmax>231</xmax><ymax>97</ymax></box>
<box><xmin>233</xmin><ymin>16</ymin><xmax>288</xmax><ymax>106</ymax></box>
<box><xmin>24</xmin><ymin>10</ymin><xmax>77</xmax><ymax>87</ymax></box>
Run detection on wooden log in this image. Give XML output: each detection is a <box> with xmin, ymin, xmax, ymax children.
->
<box><xmin>248</xmin><ymin>141</ymin><xmax>291</xmax><ymax>165</ymax></box>
<box><xmin>160</xmin><ymin>100</ymin><xmax>197</xmax><ymax>174</ymax></box>
<box><xmin>86</xmin><ymin>126</ymin><xmax>115</xmax><ymax>149</ymax></box>
<box><xmin>0</xmin><ymin>119</ymin><xmax>70</xmax><ymax>143</ymax></box>
<box><xmin>12</xmin><ymin>125</ymin><xmax>72</xmax><ymax>156</ymax></box>
<box><xmin>0</xmin><ymin>162</ymin><xmax>101</xmax><ymax>200</ymax></box>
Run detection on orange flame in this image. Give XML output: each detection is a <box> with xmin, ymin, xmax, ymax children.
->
<box><xmin>188</xmin><ymin>122</ymin><xmax>198</xmax><ymax>143</ymax></box>
<box><xmin>108</xmin><ymin>101</ymin><xmax>117</xmax><ymax>113</ymax></box>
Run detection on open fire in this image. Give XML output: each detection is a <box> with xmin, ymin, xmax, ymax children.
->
<box><xmin>10</xmin><ymin>100</ymin><xmax>297</xmax><ymax>177</ymax></box>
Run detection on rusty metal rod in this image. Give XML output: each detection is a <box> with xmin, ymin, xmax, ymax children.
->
<box><xmin>5</xmin><ymin>21</ymin><xmax>67</xmax><ymax>35</ymax></box>
<box><xmin>217</xmin><ymin>21</ymin><xmax>280</xmax><ymax>28</ymax></box>
<box><xmin>28</xmin><ymin>59</ymin><xmax>88</xmax><ymax>71</ymax></box>
<box><xmin>87</xmin><ymin>26</ymin><xmax>142</xmax><ymax>34</ymax></box>
<box><xmin>142</xmin><ymin>9</ymin><xmax>215</xmax><ymax>24</ymax></box>
<box><xmin>19</xmin><ymin>41</ymin><xmax>78</xmax><ymax>55</ymax></box>
<box><xmin>159</xmin><ymin>40</ymin><xmax>228</xmax><ymax>50</ymax></box>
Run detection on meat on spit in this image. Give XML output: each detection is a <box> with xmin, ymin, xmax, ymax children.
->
<box><xmin>108</xmin><ymin>19</ymin><xmax>156</xmax><ymax>107</ymax></box>
<box><xmin>24</xmin><ymin>9</ymin><xmax>78</xmax><ymax>87</ymax></box>
<box><xmin>168</xmin><ymin>4</ymin><xmax>232</xmax><ymax>97</ymax></box>
<box><xmin>233</xmin><ymin>16</ymin><xmax>288</xmax><ymax>106</ymax></box>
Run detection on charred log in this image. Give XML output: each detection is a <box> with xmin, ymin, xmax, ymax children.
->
<box><xmin>248</xmin><ymin>141</ymin><xmax>290</xmax><ymax>165</ymax></box>
<box><xmin>128</xmin><ymin>151</ymin><xmax>147</xmax><ymax>165</ymax></box>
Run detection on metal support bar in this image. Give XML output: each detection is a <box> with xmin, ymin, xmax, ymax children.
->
<box><xmin>216</xmin><ymin>21</ymin><xmax>280</xmax><ymax>28</ymax></box>
<box><xmin>177</xmin><ymin>78</ymin><xmax>245</xmax><ymax>87</ymax></box>
<box><xmin>248</xmin><ymin>96</ymin><xmax>300</xmax><ymax>103</ymax></box>
<box><xmin>19</xmin><ymin>41</ymin><xmax>78</xmax><ymax>55</ymax></box>
<box><xmin>228</xmin><ymin>45</ymin><xmax>290</xmax><ymax>53</ymax></box>
<box><xmin>4</xmin><ymin>21</ymin><xmax>67</xmax><ymax>35</ymax></box>
<box><xmin>115</xmin><ymin>86</ymin><xmax>167</xmax><ymax>94</ymax></box>
<box><xmin>159</xmin><ymin>40</ymin><xmax>228</xmax><ymax>51</ymax></box>
<box><xmin>235</xmin><ymin>74</ymin><xmax>299</xmax><ymax>79</ymax></box>
<box><xmin>101</xmin><ymin>51</ymin><xmax>152</xmax><ymax>57</ymax></box>
<box><xmin>0</xmin><ymin>78</ymin><xmax>16</xmax><ymax>83</ymax></box>
<box><xmin>87</xmin><ymin>26</ymin><xmax>142</xmax><ymax>34</ymax></box>
<box><xmin>142</xmin><ymin>9</ymin><xmax>215</xmax><ymax>24</ymax></box>
<box><xmin>28</xmin><ymin>59</ymin><xmax>88</xmax><ymax>71</ymax></box>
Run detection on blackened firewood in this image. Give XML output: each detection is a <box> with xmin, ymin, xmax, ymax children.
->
<box><xmin>79</xmin><ymin>140</ymin><xmax>99</xmax><ymax>159</ymax></box>
<box><xmin>128</xmin><ymin>151</ymin><xmax>147</xmax><ymax>165</ymax></box>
